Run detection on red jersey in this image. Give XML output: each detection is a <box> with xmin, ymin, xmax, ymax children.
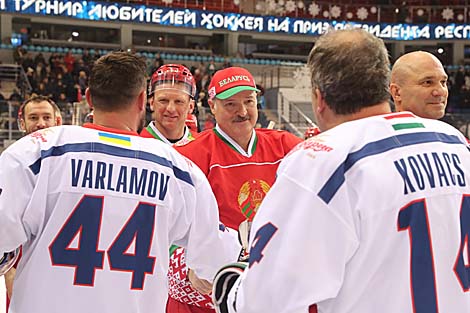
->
<box><xmin>176</xmin><ymin>127</ymin><xmax>302</xmax><ymax>229</ymax></box>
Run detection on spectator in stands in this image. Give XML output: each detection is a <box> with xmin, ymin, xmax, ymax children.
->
<box><xmin>140</xmin><ymin>64</ymin><xmax>196</xmax><ymax>145</ymax></box>
<box><xmin>148</xmin><ymin>53</ymin><xmax>164</xmax><ymax>75</ymax></box>
<box><xmin>207</xmin><ymin>58</ymin><xmax>217</xmax><ymax>76</ymax></box>
<box><xmin>390</xmin><ymin>51</ymin><xmax>448</xmax><ymax>119</ymax></box>
<box><xmin>73</xmin><ymin>58</ymin><xmax>88</xmax><ymax>77</ymax></box>
<box><xmin>21</xmin><ymin>52</ymin><xmax>34</xmax><ymax>73</ymax></box>
<box><xmin>18</xmin><ymin>95</ymin><xmax>62</xmax><ymax>134</ymax></box>
<box><xmin>196</xmin><ymin>72</ymin><xmax>211</xmax><ymax>108</ymax></box>
<box><xmin>13</xmin><ymin>46</ymin><xmax>25</xmax><ymax>65</ymax></box>
<box><xmin>221</xmin><ymin>57</ymin><xmax>232</xmax><ymax>69</ymax></box>
<box><xmin>34</xmin><ymin>61</ymin><xmax>47</xmax><ymax>83</ymax></box>
<box><xmin>51</xmin><ymin>77</ymin><xmax>67</xmax><ymax>102</ymax></box>
<box><xmin>77</xmin><ymin>70</ymin><xmax>88</xmax><ymax>96</ymax></box>
<box><xmin>167</xmin><ymin>66</ymin><xmax>302</xmax><ymax>313</ymax></box>
<box><xmin>33</xmin><ymin>52</ymin><xmax>46</xmax><ymax>68</ymax></box>
<box><xmin>56</xmin><ymin>92</ymin><xmax>71</xmax><ymax>111</ymax></box>
<box><xmin>155</xmin><ymin>52</ymin><xmax>164</xmax><ymax>68</ymax></box>
<box><xmin>63</xmin><ymin>51</ymin><xmax>75</xmax><ymax>73</ymax></box>
<box><xmin>9</xmin><ymin>89</ymin><xmax>22</xmax><ymax>102</ymax></box>
<box><xmin>81</xmin><ymin>48</ymin><xmax>93</xmax><ymax>66</ymax></box>
<box><xmin>25</xmin><ymin>67</ymin><xmax>36</xmax><ymax>91</ymax></box>
<box><xmin>256</xmin><ymin>83</ymin><xmax>266</xmax><ymax>110</ymax></box>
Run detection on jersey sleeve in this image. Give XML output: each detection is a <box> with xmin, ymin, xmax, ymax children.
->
<box><xmin>173</xmin><ymin>157</ymin><xmax>240</xmax><ymax>281</ymax></box>
<box><xmin>0</xmin><ymin>140</ymin><xmax>38</xmax><ymax>254</ymax></box>
<box><xmin>230</xmin><ymin>147</ymin><xmax>360</xmax><ymax>313</ymax></box>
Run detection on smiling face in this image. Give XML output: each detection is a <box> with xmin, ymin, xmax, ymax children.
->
<box><xmin>21</xmin><ymin>100</ymin><xmax>57</xmax><ymax>134</ymax></box>
<box><xmin>209</xmin><ymin>90</ymin><xmax>258</xmax><ymax>149</ymax></box>
<box><xmin>391</xmin><ymin>52</ymin><xmax>448</xmax><ymax>119</ymax></box>
<box><xmin>150</xmin><ymin>83</ymin><xmax>194</xmax><ymax>140</ymax></box>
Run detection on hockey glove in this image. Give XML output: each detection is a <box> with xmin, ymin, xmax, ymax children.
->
<box><xmin>213</xmin><ymin>262</ymin><xmax>247</xmax><ymax>313</ymax></box>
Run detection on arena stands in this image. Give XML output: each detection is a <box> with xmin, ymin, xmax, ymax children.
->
<box><xmin>0</xmin><ymin>0</ymin><xmax>469</xmax><ymax>151</ymax></box>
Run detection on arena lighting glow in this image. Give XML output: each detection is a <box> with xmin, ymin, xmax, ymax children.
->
<box><xmin>3</xmin><ymin>0</ymin><xmax>470</xmax><ymax>40</ymax></box>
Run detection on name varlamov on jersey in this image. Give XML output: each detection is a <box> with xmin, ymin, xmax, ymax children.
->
<box><xmin>70</xmin><ymin>158</ymin><xmax>170</xmax><ymax>200</ymax></box>
<box><xmin>394</xmin><ymin>151</ymin><xmax>466</xmax><ymax>195</ymax></box>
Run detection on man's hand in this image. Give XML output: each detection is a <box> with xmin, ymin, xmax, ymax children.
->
<box><xmin>188</xmin><ymin>269</ymin><xmax>212</xmax><ymax>294</ymax></box>
<box><xmin>5</xmin><ymin>267</ymin><xmax>16</xmax><ymax>298</ymax></box>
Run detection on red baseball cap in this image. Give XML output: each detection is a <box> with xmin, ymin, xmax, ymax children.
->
<box><xmin>208</xmin><ymin>67</ymin><xmax>260</xmax><ymax>100</ymax></box>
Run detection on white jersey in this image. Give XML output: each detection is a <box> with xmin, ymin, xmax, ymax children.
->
<box><xmin>0</xmin><ymin>124</ymin><xmax>235</xmax><ymax>313</ymax></box>
<box><xmin>229</xmin><ymin>112</ymin><xmax>470</xmax><ymax>313</ymax></box>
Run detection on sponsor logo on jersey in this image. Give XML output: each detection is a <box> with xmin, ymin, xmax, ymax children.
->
<box><xmin>98</xmin><ymin>132</ymin><xmax>131</xmax><ymax>147</ymax></box>
<box><xmin>289</xmin><ymin>136</ymin><xmax>333</xmax><ymax>156</ymax></box>
<box><xmin>29</xmin><ymin>128</ymin><xmax>54</xmax><ymax>143</ymax></box>
<box><xmin>238</xmin><ymin>179</ymin><xmax>271</xmax><ymax>221</ymax></box>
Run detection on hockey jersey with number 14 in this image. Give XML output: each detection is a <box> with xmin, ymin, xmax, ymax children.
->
<box><xmin>228</xmin><ymin>112</ymin><xmax>470</xmax><ymax>313</ymax></box>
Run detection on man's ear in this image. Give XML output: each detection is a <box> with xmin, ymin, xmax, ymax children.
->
<box><xmin>188</xmin><ymin>99</ymin><xmax>195</xmax><ymax>114</ymax></box>
<box><xmin>56</xmin><ymin>115</ymin><xmax>63</xmax><ymax>126</ymax></box>
<box><xmin>208</xmin><ymin>99</ymin><xmax>216</xmax><ymax>115</ymax></box>
<box><xmin>389</xmin><ymin>83</ymin><xmax>402</xmax><ymax>111</ymax></box>
<box><xmin>314</xmin><ymin>88</ymin><xmax>326</xmax><ymax>114</ymax></box>
<box><xmin>389</xmin><ymin>83</ymin><xmax>400</xmax><ymax>101</ymax></box>
<box><xmin>148</xmin><ymin>96</ymin><xmax>155</xmax><ymax>112</ymax></box>
<box><xmin>19</xmin><ymin>118</ymin><xmax>26</xmax><ymax>132</ymax></box>
<box><xmin>137</xmin><ymin>89</ymin><xmax>146</xmax><ymax>111</ymax></box>
<box><xmin>85</xmin><ymin>88</ymin><xmax>93</xmax><ymax>109</ymax></box>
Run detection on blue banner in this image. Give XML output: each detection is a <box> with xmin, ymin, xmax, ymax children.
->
<box><xmin>1</xmin><ymin>0</ymin><xmax>469</xmax><ymax>40</ymax></box>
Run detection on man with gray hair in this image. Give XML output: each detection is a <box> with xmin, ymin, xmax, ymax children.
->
<box><xmin>212</xmin><ymin>29</ymin><xmax>470</xmax><ymax>313</ymax></box>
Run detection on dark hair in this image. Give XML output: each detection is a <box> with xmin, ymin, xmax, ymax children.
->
<box><xmin>89</xmin><ymin>51</ymin><xmax>147</xmax><ymax>111</ymax></box>
<box><xmin>19</xmin><ymin>95</ymin><xmax>59</xmax><ymax>120</ymax></box>
<box><xmin>308</xmin><ymin>29</ymin><xmax>390</xmax><ymax>115</ymax></box>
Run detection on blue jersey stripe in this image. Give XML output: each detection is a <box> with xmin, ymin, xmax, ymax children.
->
<box><xmin>318</xmin><ymin>132</ymin><xmax>464</xmax><ymax>204</ymax></box>
<box><xmin>28</xmin><ymin>142</ymin><xmax>193</xmax><ymax>186</ymax></box>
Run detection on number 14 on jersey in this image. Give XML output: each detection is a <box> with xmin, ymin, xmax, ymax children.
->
<box><xmin>398</xmin><ymin>195</ymin><xmax>470</xmax><ymax>313</ymax></box>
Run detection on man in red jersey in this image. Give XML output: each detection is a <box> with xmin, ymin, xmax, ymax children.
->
<box><xmin>166</xmin><ymin>67</ymin><xmax>302</xmax><ymax>313</ymax></box>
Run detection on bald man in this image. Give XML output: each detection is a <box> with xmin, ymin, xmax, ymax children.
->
<box><xmin>390</xmin><ymin>51</ymin><xmax>448</xmax><ymax>119</ymax></box>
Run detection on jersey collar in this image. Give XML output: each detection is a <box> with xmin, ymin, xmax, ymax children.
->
<box><xmin>83</xmin><ymin>123</ymin><xmax>139</xmax><ymax>136</ymax></box>
<box><xmin>146</xmin><ymin>121</ymin><xmax>193</xmax><ymax>145</ymax></box>
<box><xmin>214</xmin><ymin>124</ymin><xmax>257</xmax><ymax>157</ymax></box>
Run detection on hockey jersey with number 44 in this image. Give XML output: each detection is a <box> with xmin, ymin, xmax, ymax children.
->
<box><xmin>0</xmin><ymin>124</ymin><xmax>234</xmax><ymax>313</ymax></box>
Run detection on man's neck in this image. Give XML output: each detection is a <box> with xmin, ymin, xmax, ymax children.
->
<box><xmin>215</xmin><ymin>124</ymin><xmax>254</xmax><ymax>154</ymax></box>
<box><xmin>325</xmin><ymin>102</ymin><xmax>392</xmax><ymax>131</ymax></box>
<box><xmin>155</xmin><ymin>122</ymin><xmax>185</xmax><ymax>141</ymax></box>
<box><xmin>93</xmin><ymin>112</ymin><xmax>138</xmax><ymax>132</ymax></box>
